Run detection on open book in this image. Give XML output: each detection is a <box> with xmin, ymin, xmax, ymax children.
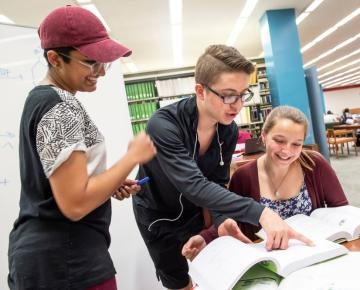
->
<box><xmin>257</xmin><ymin>205</ymin><xmax>360</xmax><ymax>243</ymax></box>
<box><xmin>189</xmin><ymin>236</ymin><xmax>348</xmax><ymax>290</ymax></box>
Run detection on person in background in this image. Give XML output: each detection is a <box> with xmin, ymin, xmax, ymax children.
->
<box><xmin>324</xmin><ymin>110</ymin><xmax>340</xmax><ymax>124</ymax></box>
<box><xmin>8</xmin><ymin>6</ymin><xmax>156</xmax><ymax>290</ymax></box>
<box><xmin>132</xmin><ymin>46</ymin><xmax>312</xmax><ymax>290</ymax></box>
<box><xmin>342</xmin><ymin>108</ymin><xmax>354</xmax><ymax>124</ymax></box>
<box><xmin>183</xmin><ymin>106</ymin><xmax>348</xmax><ymax>260</ymax></box>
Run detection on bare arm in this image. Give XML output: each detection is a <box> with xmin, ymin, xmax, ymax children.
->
<box><xmin>49</xmin><ymin>132</ymin><xmax>156</xmax><ymax>221</ymax></box>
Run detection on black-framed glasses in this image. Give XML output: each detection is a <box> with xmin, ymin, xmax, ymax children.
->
<box><xmin>57</xmin><ymin>52</ymin><xmax>111</xmax><ymax>75</ymax></box>
<box><xmin>202</xmin><ymin>84</ymin><xmax>254</xmax><ymax>104</ymax></box>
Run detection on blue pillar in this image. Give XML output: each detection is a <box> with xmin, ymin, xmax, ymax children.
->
<box><xmin>305</xmin><ymin>67</ymin><xmax>330</xmax><ymax>160</ymax></box>
<box><xmin>319</xmin><ymin>84</ymin><xmax>326</xmax><ymax>114</ymax></box>
<box><xmin>259</xmin><ymin>9</ymin><xmax>314</xmax><ymax>144</ymax></box>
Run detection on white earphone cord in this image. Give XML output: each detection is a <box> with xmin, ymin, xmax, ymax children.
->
<box><xmin>147</xmin><ymin>193</ymin><xmax>184</xmax><ymax>231</ymax></box>
<box><xmin>147</xmin><ymin>124</ymin><xmax>223</xmax><ymax>231</ymax></box>
<box><xmin>216</xmin><ymin>124</ymin><xmax>224</xmax><ymax>166</ymax></box>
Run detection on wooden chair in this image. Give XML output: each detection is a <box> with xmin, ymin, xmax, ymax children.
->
<box><xmin>349</xmin><ymin>108</ymin><xmax>360</xmax><ymax>114</ymax></box>
<box><xmin>303</xmin><ymin>143</ymin><xmax>319</xmax><ymax>152</ymax></box>
<box><xmin>326</xmin><ymin>129</ymin><xmax>358</xmax><ymax>158</ymax></box>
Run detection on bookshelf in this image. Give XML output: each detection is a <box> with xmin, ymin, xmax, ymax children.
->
<box><xmin>124</xmin><ymin>69</ymin><xmax>196</xmax><ymax>134</ymax></box>
<box><xmin>124</xmin><ymin>61</ymin><xmax>272</xmax><ymax>136</ymax></box>
<box><xmin>234</xmin><ymin>59</ymin><xmax>272</xmax><ymax>138</ymax></box>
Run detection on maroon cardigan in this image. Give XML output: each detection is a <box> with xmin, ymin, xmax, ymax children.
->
<box><xmin>201</xmin><ymin>152</ymin><xmax>348</xmax><ymax>243</ymax></box>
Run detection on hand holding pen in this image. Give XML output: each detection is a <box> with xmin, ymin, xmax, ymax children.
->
<box><xmin>112</xmin><ymin>177</ymin><xmax>150</xmax><ymax>201</ymax></box>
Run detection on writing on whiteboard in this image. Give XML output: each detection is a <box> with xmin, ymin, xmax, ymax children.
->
<box><xmin>0</xmin><ymin>177</ymin><xmax>9</xmax><ymax>187</ymax></box>
<box><xmin>0</xmin><ymin>67</ymin><xmax>23</xmax><ymax>80</ymax></box>
<box><xmin>0</xmin><ymin>131</ymin><xmax>15</xmax><ymax>151</ymax></box>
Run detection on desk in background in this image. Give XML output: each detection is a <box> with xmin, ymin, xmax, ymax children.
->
<box><xmin>333</xmin><ymin>123</ymin><xmax>360</xmax><ymax>131</ymax></box>
<box><xmin>230</xmin><ymin>152</ymin><xmax>263</xmax><ymax>176</ymax></box>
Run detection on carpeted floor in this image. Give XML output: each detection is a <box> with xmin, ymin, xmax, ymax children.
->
<box><xmin>329</xmin><ymin>147</ymin><xmax>360</xmax><ymax>207</ymax></box>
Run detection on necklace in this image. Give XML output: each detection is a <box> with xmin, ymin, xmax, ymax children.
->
<box><xmin>263</xmin><ymin>158</ymin><xmax>291</xmax><ymax>198</ymax></box>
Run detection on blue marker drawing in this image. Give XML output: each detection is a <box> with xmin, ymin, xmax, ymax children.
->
<box><xmin>1</xmin><ymin>142</ymin><xmax>14</xmax><ymax>150</ymax></box>
<box><xmin>137</xmin><ymin>176</ymin><xmax>150</xmax><ymax>186</ymax></box>
<box><xmin>0</xmin><ymin>131</ymin><xmax>15</xmax><ymax>138</ymax></box>
<box><xmin>0</xmin><ymin>178</ymin><xmax>9</xmax><ymax>186</ymax></box>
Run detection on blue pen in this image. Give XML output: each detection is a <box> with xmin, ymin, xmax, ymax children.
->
<box><xmin>137</xmin><ymin>176</ymin><xmax>150</xmax><ymax>186</ymax></box>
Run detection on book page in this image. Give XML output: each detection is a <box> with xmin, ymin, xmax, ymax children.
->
<box><xmin>311</xmin><ymin>205</ymin><xmax>360</xmax><ymax>240</ymax></box>
<box><xmin>283</xmin><ymin>214</ymin><xmax>351</xmax><ymax>242</ymax></box>
<box><xmin>189</xmin><ymin>236</ymin><xmax>278</xmax><ymax>290</ymax></box>
<box><xmin>256</xmin><ymin>214</ymin><xmax>352</xmax><ymax>242</ymax></box>
<box><xmin>277</xmin><ymin>252</ymin><xmax>360</xmax><ymax>290</ymax></box>
<box><xmin>250</xmin><ymin>239</ymin><xmax>348</xmax><ymax>277</ymax></box>
<box><xmin>233</xmin><ymin>264</ymin><xmax>281</xmax><ymax>290</ymax></box>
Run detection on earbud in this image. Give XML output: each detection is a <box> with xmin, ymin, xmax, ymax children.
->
<box><xmin>216</xmin><ymin>124</ymin><xmax>224</xmax><ymax>166</ymax></box>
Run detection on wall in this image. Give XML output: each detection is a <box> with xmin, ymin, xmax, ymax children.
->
<box><xmin>324</xmin><ymin>87</ymin><xmax>360</xmax><ymax>115</ymax></box>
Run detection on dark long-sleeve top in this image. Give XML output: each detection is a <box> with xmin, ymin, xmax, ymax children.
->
<box><xmin>201</xmin><ymin>152</ymin><xmax>348</xmax><ymax>243</ymax></box>
<box><xmin>133</xmin><ymin>96</ymin><xmax>265</xmax><ymax>233</ymax></box>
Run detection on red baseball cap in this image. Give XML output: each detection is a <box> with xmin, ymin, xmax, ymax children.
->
<box><xmin>38</xmin><ymin>5</ymin><xmax>131</xmax><ymax>62</ymax></box>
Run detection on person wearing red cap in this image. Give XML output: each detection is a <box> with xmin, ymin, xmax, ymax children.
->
<box><xmin>7</xmin><ymin>5</ymin><xmax>156</xmax><ymax>290</ymax></box>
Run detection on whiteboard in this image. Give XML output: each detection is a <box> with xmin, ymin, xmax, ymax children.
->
<box><xmin>0</xmin><ymin>24</ymin><xmax>162</xmax><ymax>290</ymax></box>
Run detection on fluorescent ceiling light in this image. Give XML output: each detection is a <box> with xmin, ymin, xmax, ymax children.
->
<box><xmin>226</xmin><ymin>0</ymin><xmax>258</xmax><ymax>46</ymax></box>
<box><xmin>301</xmin><ymin>8</ymin><xmax>360</xmax><ymax>53</ymax></box>
<box><xmin>304</xmin><ymin>33</ymin><xmax>360</xmax><ymax>67</ymax></box>
<box><xmin>317</xmin><ymin>48</ymin><xmax>360</xmax><ymax>72</ymax></box>
<box><xmin>81</xmin><ymin>4</ymin><xmax>110</xmax><ymax>31</ymax></box>
<box><xmin>125</xmin><ymin>62</ymin><xmax>138</xmax><ymax>73</ymax></box>
<box><xmin>171</xmin><ymin>24</ymin><xmax>182</xmax><ymax>67</ymax></box>
<box><xmin>169</xmin><ymin>0</ymin><xmax>182</xmax><ymax>25</ymax></box>
<box><xmin>306</xmin><ymin>0</ymin><xmax>325</xmax><ymax>12</ymax></box>
<box><xmin>296</xmin><ymin>0</ymin><xmax>325</xmax><ymax>25</ymax></box>
<box><xmin>296</xmin><ymin>12</ymin><xmax>309</xmax><ymax>25</ymax></box>
<box><xmin>318</xmin><ymin>58</ymin><xmax>360</xmax><ymax>79</ymax></box>
<box><xmin>319</xmin><ymin>66</ymin><xmax>360</xmax><ymax>83</ymax></box>
<box><xmin>340</xmin><ymin>77</ymin><xmax>360</xmax><ymax>86</ymax></box>
<box><xmin>169</xmin><ymin>0</ymin><xmax>183</xmax><ymax>67</ymax></box>
<box><xmin>325</xmin><ymin>76</ymin><xmax>360</xmax><ymax>88</ymax></box>
<box><xmin>322</xmin><ymin>71</ymin><xmax>360</xmax><ymax>86</ymax></box>
<box><xmin>0</xmin><ymin>14</ymin><xmax>15</xmax><ymax>24</ymax></box>
<box><xmin>0</xmin><ymin>34</ymin><xmax>37</xmax><ymax>44</ymax></box>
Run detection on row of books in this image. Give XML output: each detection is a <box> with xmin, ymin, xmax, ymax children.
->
<box><xmin>155</xmin><ymin>76</ymin><xmax>195</xmax><ymax>97</ymax></box>
<box><xmin>260</xmin><ymin>106</ymin><xmax>272</xmax><ymax>121</ymax></box>
<box><xmin>125</xmin><ymin>82</ymin><xmax>156</xmax><ymax>101</ymax></box>
<box><xmin>235</xmin><ymin>107</ymin><xmax>253</xmax><ymax>125</ymax></box>
<box><xmin>131</xmin><ymin>122</ymin><xmax>147</xmax><ymax>135</ymax></box>
<box><xmin>128</xmin><ymin>101</ymin><xmax>157</xmax><ymax>121</ymax></box>
<box><xmin>259</xmin><ymin>81</ymin><xmax>270</xmax><ymax>91</ymax></box>
<box><xmin>249</xmin><ymin>67</ymin><xmax>257</xmax><ymax>85</ymax></box>
<box><xmin>235</xmin><ymin>105</ymin><xmax>273</xmax><ymax>125</ymax></box>
<box><xmin>257</xmin><ymin>67</ymin><xmax>267</xmax><ymax>78</ymax></box>
<box><xmin>260</xmin><ymin>94</ymin><xmax>272</xmax><ymax>104</ymax></box>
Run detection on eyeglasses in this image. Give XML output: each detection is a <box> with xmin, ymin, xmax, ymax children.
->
<box><xmin>202</xmin><ymin>84</ymin><xmax>253</xmax><ymax>104</ymax></box>
<box><xmin>57</xmin><ymin>52</ymin><xmax>111</xmax><ymax>75</ymax></box>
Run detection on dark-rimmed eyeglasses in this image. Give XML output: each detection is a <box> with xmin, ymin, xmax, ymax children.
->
<box><xmin>202</xmin><ymin>84</ymin><xmax>253</xmax><ymax>104</ymax></box>
<box><xmin>57</xmin><ymin>52</ymin><xmax>111</xmax><ymax>75</ymax></box>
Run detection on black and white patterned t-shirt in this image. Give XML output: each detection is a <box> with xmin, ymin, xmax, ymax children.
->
<box><xmin>36</xmin><ymin>86</ymin><xmax>106</xmax><ymax>177</ymax></box>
